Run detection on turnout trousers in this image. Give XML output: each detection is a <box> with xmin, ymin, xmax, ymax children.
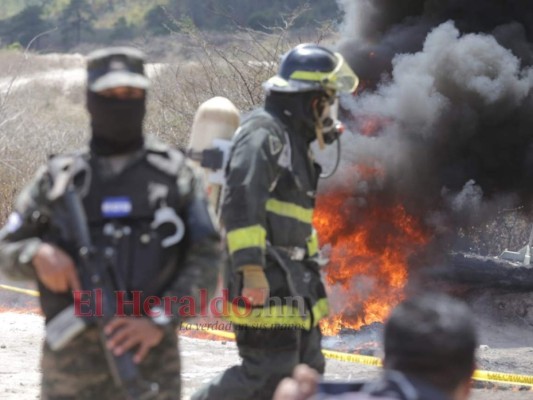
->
<box><xmin>191</xmin><ymin>325</ymin><xmax>325</xmax><ymax>400</ymax></box>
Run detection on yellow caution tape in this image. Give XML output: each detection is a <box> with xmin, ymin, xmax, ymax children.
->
<box><xmin>196</xmin><ymin>327</ymin><xmax>533</xmax><ymax>388</ymax></box>
<box><xmin>204</xmin><ymin>329</ymin><xmax>236</xmax><ymax>340</ymax></box>
<box><xmin>181</xmin><ymin>325</ymin><xmax>236</xmax><ymax>340</ymax></box>
<box><xmin>3</xmin><ymin>283</ymin><xmax>533</xmax><ymax>387</ymax></box>
<box><xmin>321</xmin><ymin>349</ymin><xmax>382</xmax><ymax>368</ymax></box>
<box><xmin>0</xmin><ymin>284</ymin><xmax>39</xmax><ymax>297</ymax></box>
<box><xmin>473</xmin><ymin>370</ymin><xmax>533</xmax><ymax>386</ymax></box>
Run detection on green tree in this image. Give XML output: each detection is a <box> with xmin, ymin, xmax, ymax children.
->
<box><xmin>0</xmin><ymin>5</ymin><xmax>50</xmax><ymax>49</ymax></box>
<box><xmin>59</xmin><ymin>0</ymin><xmax>95</xmax><ymax>48</ymax></box>
<box><xmin>178</xmin><ymin>0</ymin><xmax>339</xmax><ymax>31</ymax></box>
<box><xmin>0</xmin><ymin>0</ymin><xmax>341</xmax><ymax>48</ymax></box>
<box><xmin>144</xmin><ymin>5</ymin><xmax>179</xmax><ymax>36</ymax></box>
<box><xmin>111</xmin><ymin>16</ymin><xmax>135</xmax><ymax>40</ymax></box>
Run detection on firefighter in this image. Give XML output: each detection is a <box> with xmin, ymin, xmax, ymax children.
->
<box><xmin>0</xmin><ymin>47</ymin><xmax>222</xmax><ymax>399</ymax></box>
<box><xmin>192</xmin><ymin>43</ymin><xmax>359</xmax><ymax>400</ymax></box>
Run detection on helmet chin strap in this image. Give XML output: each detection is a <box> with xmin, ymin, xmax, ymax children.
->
<box><xmin>312</xmin><ymin>99</ymin><xmax>326</xmax><ymax>150</ymax></box>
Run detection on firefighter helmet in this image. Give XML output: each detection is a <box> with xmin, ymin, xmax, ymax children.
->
<box><xmin>264</xmin><ymin>44</ymin><xmax>359</xmax><ymax>94</ymax></box>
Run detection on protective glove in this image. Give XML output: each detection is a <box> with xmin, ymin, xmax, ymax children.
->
<box><xmin>239</xmin><ymin>264</ymin><xmax>270</xmax><ymax>306</ymax></box>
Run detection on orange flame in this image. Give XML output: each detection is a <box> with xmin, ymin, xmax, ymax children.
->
<box><xmin>315</xmin><ymin>167</ymin><xmax>430</xmax><ymax>336</ymax></box>
<box><xmin>359</xmin><ymin>116</ymin><xmax>383</xmax><ymax>136</ymax></box>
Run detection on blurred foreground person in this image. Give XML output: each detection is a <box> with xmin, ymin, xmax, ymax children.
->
<box><xmin>192</xmin><ymin>44</ymin><xmax>359</xmax><ymax>400</ymax></box>
<box><xmin>274</xmin><ymin>293</ymin><xmax>477</xmax><ymax>400</ymax></box>
<box><xmin>0</xmin><ymin>47</ymin><xmax>221</xmax><ymax>399</ymax></box>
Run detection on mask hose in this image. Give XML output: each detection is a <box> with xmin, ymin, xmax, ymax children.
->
<box><xmin>319</xmin><ymin>135</ymin><xmax>341</xmax><ymax>179</ymax></box>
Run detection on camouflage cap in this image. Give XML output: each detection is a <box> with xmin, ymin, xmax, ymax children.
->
<box><xmin>86</xmin><ymin>47</ymin><xmax>149</xmax><ymax>92</ymax></box>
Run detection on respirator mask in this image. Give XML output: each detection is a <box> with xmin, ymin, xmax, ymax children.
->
<box><xmin>313</xmin><ymin>93</ymin><xmax>344</xmax><ymax>150</ymax></box>
<box><xmin>321</xmin><ymin>97</ymin><xmax>344</xmax><ymax>145</ymax></box>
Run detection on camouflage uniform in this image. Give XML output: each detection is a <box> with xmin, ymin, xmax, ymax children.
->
<box><xmin>41</xmin><ymin>326</ymin><xmax>180</xmax><ymax>400</ymax></box>
<box><xmin>0</xmin><ymin>48</ymin><xmax>222</xmax><ymax>400</ymax></box>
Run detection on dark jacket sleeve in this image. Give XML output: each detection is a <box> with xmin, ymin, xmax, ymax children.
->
<box><xmin>162</xmin><ymin>160</ymin><xmax>222</xmax><ymax>317</ymax></box>
<box><xmin>0</xmin><ymin>165</ymin><xmax>52</xmax><ymax>280</ymax></box>
<box><xmin>221</xmin><ymin>121</ymin><xmax>285</xmax><ymax>270</ymax></box>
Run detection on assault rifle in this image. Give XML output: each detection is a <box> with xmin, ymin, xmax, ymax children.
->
<box><xmin>46</xmin><ymin>164</ymin><xmax>159</xmax><ymax>400</ymax></box>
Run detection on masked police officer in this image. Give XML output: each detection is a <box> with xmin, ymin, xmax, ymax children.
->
<box><xmin>192</xmin><ymin>44</ymin><xmax>359</xmax><ymax>400</ymax></box>
<box><xmin>0</xmin><ymin>47</ymin><xmax>222</xmax><ymax>399</ymax></box>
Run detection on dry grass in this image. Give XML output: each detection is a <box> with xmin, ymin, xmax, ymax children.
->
<box><xmin>0</xmin><ymin>50</ymin><xmax>107</xmax><ymax>222</ymax></box>
<box><xmin>0</xmin><ymin>29</ymin><xmax>315</xmax><ymax>223</ymax></box>
<box><xmin>142</xmin><ymin>28</ymin><xmax>311</xmax><ymax>147</ymax></box>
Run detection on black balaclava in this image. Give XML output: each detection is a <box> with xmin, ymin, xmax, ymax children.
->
<box><xmin>87</xmin><ymin>91</ymin><xmax>146</xmax><ymax>156</ymax></box>
<box><xmin>265</xmin><ymin>91</ymin><xmax>325</xmax><ymax>187</ymax></box>
<box><xmin>265</xmin><ymin>90</ymin><xmax>324</xmax><ymax>143</ymax></box>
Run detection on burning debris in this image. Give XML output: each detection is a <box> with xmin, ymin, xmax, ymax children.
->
<box><xmin>322</xmin><ymin>322</ymin><xmax>382</xmax><ymax>356</ymax></box>
<box><xmin>316</xmin><ymin>1</ymin><xmax>533</xmax><ymax>334</ymax></box>
<box><xmin>314</xmin><ymin>191</ymin><xmax>429</xmax><ymax>336</ymax></box>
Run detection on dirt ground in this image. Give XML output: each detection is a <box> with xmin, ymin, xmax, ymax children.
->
<box><xmin>1</xmin><ymin>307</ymin><xmax>533</xmax><ymax>399</ymax></box>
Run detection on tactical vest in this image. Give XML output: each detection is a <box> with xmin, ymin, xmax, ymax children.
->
<box><xmin>82</xmin><ymin>154</ymin><xmax>184</xmax><ymax>295</ymax></box>
<box><xmin>40</xmin><ymin>146</ymin><xmax>187</xmax><ymax>321</ymax></box>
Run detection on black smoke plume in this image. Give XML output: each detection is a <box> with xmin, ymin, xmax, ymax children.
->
<box><xmin>315</xmin><ymin>2</ymin><xmax>533</xmax><ymax>331</ymax></box>
<box><xmin>321</xmin><ymin>1</ymin><xmax>533</xmax><ymax>252</ymax></box>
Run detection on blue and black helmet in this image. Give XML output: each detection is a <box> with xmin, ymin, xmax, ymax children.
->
<box><xmin>264</xmin><ymin>44</ymin><xmax>359</xmax><ymax>94</ymax></box>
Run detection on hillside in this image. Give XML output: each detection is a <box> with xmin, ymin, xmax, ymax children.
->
<box><xmin>0</xmin><ymin>0</ymin><xmax>340</xmax><ymax>52</ymax></box>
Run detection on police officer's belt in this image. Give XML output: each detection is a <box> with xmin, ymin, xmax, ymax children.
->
<box><xmin>273</xmin><ymin>246</ymin><xmax>307</xmax><ymax>261</ymax></box>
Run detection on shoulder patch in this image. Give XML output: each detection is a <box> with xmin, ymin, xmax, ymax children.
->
<box><xmin>277</xmin><ymin>131</ymin><xmax>292</xmax><ymax>170</ymax></box>
<box><xmin>269</xmin><ymin>135</ymin><xmax>283</xmax><ymax>156</ymax></box>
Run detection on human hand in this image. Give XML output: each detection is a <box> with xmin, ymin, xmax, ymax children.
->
<box><xmin>240</xmin><ymin>264</ymin><xmax>269</xmax><ymax>306</ymax></box>
<box><xmin>273</xmin><ymin>364</ymin><xmax>320</xmax><ymax>400</ymax></box>
<box><xmin>32</xmin><ymin>243</ymin><xmax>81</xmax><ymax>293</ymax></box>
<box><xmin>105</xmin><ymin>317</ymin><xmax>165</xmax><ymax>364</ymax></box>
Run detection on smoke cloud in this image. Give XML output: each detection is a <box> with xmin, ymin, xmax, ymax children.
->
<box><xmin>323</xmin><ymin>1</ymin><xmax>533</xmax><ymax>238</ymax></box>
<box><xmin>336</xmin><ymin>0</ymin><xmax>533</xmax><ymax>80</ymax></box>
<box><xmin>314</xmin><ymin>2</ymin><xmax>533</xmax><ymax>330</ymax></box>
